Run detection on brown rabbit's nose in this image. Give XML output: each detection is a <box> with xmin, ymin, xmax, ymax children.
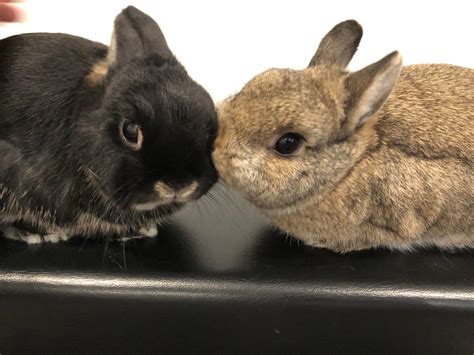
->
<box><xmin>154</xmin><ymin>181</ymin><xmax>198</xmax><ymax>201</ymax></box>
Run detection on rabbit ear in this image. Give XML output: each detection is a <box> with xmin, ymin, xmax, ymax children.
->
<box><xmin>107</xmin><ymin>6</ymin><xmax>173</xmax><ymax>68</ymax></box>
<box><xmin>342</xmin><ymin>51</ymin><xmax>402</xmax><ymax>134</ymax></box>
<box><xmin>308</xmin><ymin>20</ymin><xmax>363</xmax><ymax>68</ymax></box>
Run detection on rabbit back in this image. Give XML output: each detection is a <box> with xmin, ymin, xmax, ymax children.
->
<box><xmin>377</xmin><ymin>64</ymin><xmax>473</xmax><ymax>163</ymax></box>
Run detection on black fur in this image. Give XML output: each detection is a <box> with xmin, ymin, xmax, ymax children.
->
<box><xmin>0</xmin><ymin>6</ymin><xmax>217</xmax><ymax>239</ymax></box>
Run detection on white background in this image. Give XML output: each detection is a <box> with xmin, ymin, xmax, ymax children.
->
<box><xmin>2</xmin><ymin>0</ymin><xmax>473</xmax><ymax>102</ymax></box>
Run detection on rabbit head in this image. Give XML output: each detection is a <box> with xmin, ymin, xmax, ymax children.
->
<box><xmin>213</xmin><ymin>20</ymin><xmax>402</xmax><ymax>213</ymax></box>
<box><xmin>76</xmin><ymin>6</ymin><xmax>218</xmax><ymax>212</ymax></box>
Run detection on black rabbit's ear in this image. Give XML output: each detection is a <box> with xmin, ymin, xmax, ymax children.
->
<box><xmin>107</xmin><ymin>6</ymin><xmax>173</xmax><ymax>68</ymax></box>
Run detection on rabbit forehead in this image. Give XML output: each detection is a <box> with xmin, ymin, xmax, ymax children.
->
<box><xmin>221</xmin><ymin>67</ymin><xmax>346</xmax><ymax>144</ymax></box>
<box><xmin>108</xmin><ymin>62</ymin><xmax>215</xmax><ymax>131</ymax></box>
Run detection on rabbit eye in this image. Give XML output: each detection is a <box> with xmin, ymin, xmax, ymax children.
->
<box><xmin>121</xmin><ymin>120</ymin><xmax>143</xmax><ymax>150</ymax></box>
<box><xmin>274</xmin><ymin>133</ymin><xmax>304</xmax><ymax>156</ymax></box>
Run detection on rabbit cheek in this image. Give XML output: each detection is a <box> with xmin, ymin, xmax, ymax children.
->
<box><xmin>212</xmin><ymin>135</ymin><xmax>240</xmax><ymax>186</ymax></box>
<box><xmin>217</xmin><ymin>151</ymin><xmax>256</xmax><ymax>191</ymax></box>
<box><xmin>213</xmin><ymin>140</ymin><xmax>259</xmax><ymax>197</ymax></box>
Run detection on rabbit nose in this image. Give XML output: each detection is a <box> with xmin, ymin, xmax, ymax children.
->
<box><xmin>154</xmin><ymin>181</ymin><xmax>198</xmax><ymax>201</ymax></box>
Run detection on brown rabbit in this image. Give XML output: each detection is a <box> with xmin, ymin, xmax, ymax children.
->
<box><xmin>212</xmin><ymin>20</ymin><xmax>473</xmax><ymax>252</ymax></box>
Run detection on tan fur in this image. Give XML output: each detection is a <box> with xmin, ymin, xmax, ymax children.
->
<box><xmin>179</xmin><ymin>181</ymin><xmax>199</xmax><ymax>199</ymax></box>
<box><xmin>154</xmin><ymin>181</ymin><xmax>175</xmax><ymax>199</ymax></box>
<box><xmin>155</xmin><ymin>181</ymin><xmax>198</xmax><ymax>200</ymax></box>
<box><xmin>85</xmin><ymin>59</ymin><xmax>108</xmax><ymax>86</ymax></box>
<box><xmin>213</xmin><ymin>21</ymin><xmax>473</xmax><ymax>252</ymax></box>
<box><xmin>132</xmin><ymin>181</ymin><xmax>199</xmax><ymax>211</ymax></box>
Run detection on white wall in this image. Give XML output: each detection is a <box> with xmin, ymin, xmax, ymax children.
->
<box><xmin>2</xmin><ymin>0</ymin><xmax>473</xmax><ymax>102</ymax></box>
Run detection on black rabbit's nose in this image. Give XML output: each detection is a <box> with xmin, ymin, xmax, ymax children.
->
<box><xmin>131</xmin><ymin>181</ymin><xmax>199</xmax><ymax>212</ymax></box>
<box><xmin>154</xmin><ymin>181</ymin><xmax>198</xmax><ymax>201</ymax></box>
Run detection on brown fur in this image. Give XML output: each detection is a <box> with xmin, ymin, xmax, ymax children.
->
<box><xmin>213</xmin><ymin>21</ymin><xmax>473</xmax><ymax>252</ymax></box>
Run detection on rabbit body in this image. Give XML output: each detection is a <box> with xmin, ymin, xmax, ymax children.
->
<box><xmin>213</xmin><ymin>21</ymin><xmax>473</xmax><ymax>252</ymax></box>
<box><xmin>269</xmin><ymin>64</ymin><xmax>473</xmax><ymax>252</ymax></box>
<box><xmin>0</xmin><ymin>7</ymin><xmax>218</xmax><ymax>243</ymax></box>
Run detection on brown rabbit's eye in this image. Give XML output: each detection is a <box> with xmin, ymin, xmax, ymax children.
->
<box><xmin>121</xmin><ymin>120</ymin><xmax>143</xmax><ymax>150</ymax></box>
<box><xmin>274</xmin><ymin>133</ymin><xmax>304</xmax><ymax>156</ymax></box>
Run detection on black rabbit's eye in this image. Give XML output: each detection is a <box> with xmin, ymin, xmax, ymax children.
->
<box><xmin>274</xmin><ymin>133</ymin><xmax>304</xmax><ymax>156</ymax></box>
<box><xmin>123</xmin><ymin>121</ymin><xmax>138</xmax><ymax>142</ymax></box>
<box><xmin>121</xmin><ymin>120</ymin><xmax>143</xmax><ymax>150</ymax></box>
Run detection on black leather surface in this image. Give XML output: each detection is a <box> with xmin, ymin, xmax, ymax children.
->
<box><xmin>1</xmin><ymin>184</ymin><xmax>473</xmax><ymax>355</ymax></box>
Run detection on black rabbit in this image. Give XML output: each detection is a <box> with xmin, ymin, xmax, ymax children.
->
<box><xmin>0</xmin><ymin>6</ymin><xmax>218</xmax><ymax>243</ymax></box>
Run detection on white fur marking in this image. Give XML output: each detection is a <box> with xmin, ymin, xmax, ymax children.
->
<box><xmin>132</xmin><ymin>200</ymin><xmax>167</xmax><ymax>211</ymax></box>
<box><xmin>43</xmin><ymin>232</ymin><xmax>71</xmax><ymax>244</ymax></box>
<box><xmin>139</xmin><ymin>225</ymin><xmax>158</xmax><ymax>238</ymax></box>
<box><xmin>23</xmin><ymin>234</ymin><xmax>43</xmax><ymax>245</ymax></box>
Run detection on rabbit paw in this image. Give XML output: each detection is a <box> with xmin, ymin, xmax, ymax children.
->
<box><xmin>3</xmin><ymin>226</ymin><xmax>42</xmax><ymax>244</ymax></box>
<box><xmin>42</xmin><ymin>232</ymin><xmax>71</xmax><ymax>243</ymax></box>
<box><xmin>138</xmin><ymin>224</ymin><xmax>158</xmax><ymax>238</ymax></box>
<box><xmin>2</xmin><ymin>226</ymin><xmax>70</xmax><ymax>244</ymax></box>
<box><xmin>117</xmin><ymin>224</ymin><xmax>158</xmax><ymax>242</ymax></box>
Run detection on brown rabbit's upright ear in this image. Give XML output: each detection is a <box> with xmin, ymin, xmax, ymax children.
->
<box><xmin>107</xmin><ymin>6</ymin><xmax>173</xmax><ymax>68</ymax></box>
<box><xmin>308</xmin><ymin>20</ymin><xmax>363</xmax><ymax>68</ymax></box>
<box><xmin>342</xmin><ymin>51</ymin><xmax>402</xmax><ymax>135</ymax></box>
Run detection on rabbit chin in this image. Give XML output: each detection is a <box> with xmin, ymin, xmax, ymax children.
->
<box><xmin>131</xmin><ymin>198</ymin><xmax>183</xmax><ymax>212</ymax></box>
